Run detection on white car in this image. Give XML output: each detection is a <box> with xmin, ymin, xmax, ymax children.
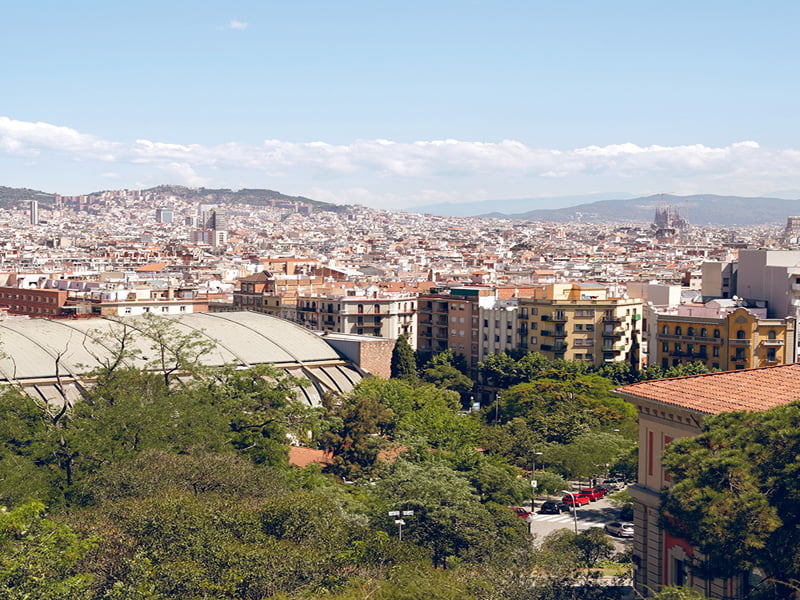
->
<box><xmin>604</xmin><ymin>521</ymin><xmax>634</xmax><ymax>537</ymax></box>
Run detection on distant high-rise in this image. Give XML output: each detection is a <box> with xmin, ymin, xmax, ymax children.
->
<box><xmin>155</xmin><ymin>207</ymin><xmax>174</xmax><ymax>223</ymax></box>
<box><xmin>29</xmin><ymin>200</ymin><xmax>39</xmax><ymax>225</ymax></box>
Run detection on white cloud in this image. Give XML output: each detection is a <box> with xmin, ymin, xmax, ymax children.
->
<box><xmin>228</xmin><ymin>19</ymin><xmax>248</xmax><ymax>30</ymax></box>
<box><xmin>3</xmin><ymin>116</ymin><xmax>800</xmax><ymax>206</ymax></box>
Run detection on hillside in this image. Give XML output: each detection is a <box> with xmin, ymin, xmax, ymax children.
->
<box><xmin>482</xmin><ymin>194</ymin><xmax>800</xmax><ymax>226</ymax></box>
<box><xmin>0</xmin><ymin>185</ymin><xmax>344</xmax><ymax>212</ymax></box>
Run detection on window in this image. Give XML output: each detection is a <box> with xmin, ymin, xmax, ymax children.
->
<box><xmin>662</xmin><ymin>325</ymin><xmax>669</xmax><ymax>335</ymax></box>
<box><xmin>713</xmin><ymin>329</ymin><xmax>721</xmax><ymax>338</ymax></box>
<box><xmin>687</xmin><ymin>327</ymin><xmax>695</xmax><ymax>336</ymax></box>
<box><xmin>768</xmin><ymin>330</ymin><xmax>777</xmax><ymax>340</ymax></box>
<box><xmin>713</xmin><ymin>346</ymin><xmax>720</xmax><ymax>357</ymax></box>
<box><xmin>675</xmin><ymin>326</ymin><xmax>682</xmax><ymax>335</ymax></box>
<box><xmin>767</xmin><ymin>348</ymin><xmax>777</xmax><ymax>362</ymax></box>
<box><xmin>674</xmin><ymin>343</ymin><xmax>681</xmax><ymax>352</ymax></box>
<box><xmin>179</xmin><ymin>306</ymin><xmax>187</xmax><ymax>312</ymax></box>
<box><xmin>575</xmin><ymin>324</ymin><xmax>583</xmax><ymax>331</ymax></box>
<box><xmin>506</xmin><ymin>335</ymin><xmax>512</xmax><ymax>344</ymax></box>
<box><xmin>700</xmin><ymin>327</ymin><xmax>707</xmax><ymax>337</ymax></box>
<box><xmin>586</xmin><ymin>324</ymin><xmax>594</xmax><ymax>331</ymax></box>
<box><xmin>737</xmin><ymin>330</ymin><xmax>746</xmax><ymax>339</ymax></box>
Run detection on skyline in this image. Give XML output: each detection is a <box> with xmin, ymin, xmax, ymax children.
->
<box><xmin>3</xmin><ymin>1</ymin><xmax>800</xmax><ymax>209</ymax></box>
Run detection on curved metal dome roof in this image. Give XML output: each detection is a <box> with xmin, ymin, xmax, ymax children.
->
<box><xmin>0</xmin><ymin>312</ymin><xmax>362</xmax><ymax>406</ymax></box>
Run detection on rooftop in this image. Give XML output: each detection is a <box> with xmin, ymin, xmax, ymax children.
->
<box><xmin>615</xmin><ymin>363</ymin><xmax>800</xmax><ymax>415</ymax></box>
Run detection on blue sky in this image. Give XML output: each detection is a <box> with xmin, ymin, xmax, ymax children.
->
<box><xmin>3</xmin><ymin>1</ymin><xmax>800</xmax><ymax>209</ymax></box>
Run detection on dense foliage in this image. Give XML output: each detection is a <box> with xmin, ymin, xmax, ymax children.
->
<box><xmin>0</xmin><ymin>329</ymin><xmax>647</xmax><ymax>599</ymax></box>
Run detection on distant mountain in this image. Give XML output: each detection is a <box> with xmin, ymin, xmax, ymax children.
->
<box><xmin>404</xmin><ymin>192</ymin><xmax>636</xmax><ymax>217</ymax></box>
<box><xmin>0</xmin><ymin>185</ymin><xmax>343</xmax><ymax>212</ymax></box>
<box><xmin>484</xmin><ymin>194</ymin><xmax>800</xmax><ymax>226</ymax></box>
<box><xmin>141</xmin><ymin>185</ymin><xmax>344</xmax><ymax>212</ymax></box>
<box><xmin>0</xmin><ymin>186</ymin><xmax>56</xmax><ymax>208</ymax></box>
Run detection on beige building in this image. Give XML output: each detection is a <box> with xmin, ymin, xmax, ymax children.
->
<box><xmin>517</xmin><ymin>283</ymin><xmax>643</xmax><ymax>367</ymax></box>
<box><xmin>652</xmin><ymin>305</ymin><xmax>796</xmax><ymax>371</ymax></box>
<box><xmin>615</xmin><ymin>364</ymin><xmax>800</xmax><ymax>598</ymax></box>
<box><xmin>295</xmin><ymin>291</ymin><xmax>417</xmax><ymax>344</ymax></box>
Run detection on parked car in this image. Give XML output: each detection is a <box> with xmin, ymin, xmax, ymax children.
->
<box><xmin>600</xmin><ymin>479</ymin><xmax>625</xmax><ymax>491</ymax></box>
<box><xmin>540</xmin><ymin>500</ymin><xmax>570</xmax><ymax>514</ymax></box>
<box><xmin>509</xmin><ymin>506</ymin><xmax>532</xmax><ymax>520</ymax></box>
<box><xmin>604</xmin><ymin>521</ymin><xmax>634</xmax><ymax>537</ymax></box>
<box><xmin>579</xmin><ymin>487</ymin><xmax>607</xmax><ymax>501</ymax></box>
<box><xmin>561</xmin><ymin>493</ymin><xmax>591</xmax><ymax>506</ymax></box>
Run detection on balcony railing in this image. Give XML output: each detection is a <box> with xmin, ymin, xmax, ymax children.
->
<box><xmin>761</xmin><ymin>339</ymin><xmax>785</xmax><ymax>346</ymax></box>
<box><xmin>729</xmin><ymin>338</ymin><xmax>752</xmax><ymax>346</ymax></box>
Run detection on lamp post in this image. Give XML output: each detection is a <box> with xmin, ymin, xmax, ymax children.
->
<box><xmin>530</xmin><ymin>451</ymin><xmax>543</xmax><ymax>511</ymax></box>
<box><xmin>561</xmin><ymin>490</ymin><xmax>579</xmax><ymax>534</ymax></box>
<box><xmin>388</xmin><ymin>509</ymin><xmax>414</xmax><ymax>541</ymax></box>
<box><xmin>530</xmin><ymin>451</ymin><xmax>543</xmax><ymax>535</ymax></box>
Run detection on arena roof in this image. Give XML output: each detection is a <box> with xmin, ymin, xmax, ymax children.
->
<box><xmin>0</xmin><ymin>312</ymin><xmax>363</xmax><ymax>406</ymax></box>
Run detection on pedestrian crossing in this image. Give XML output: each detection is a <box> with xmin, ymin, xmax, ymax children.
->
<box><xmin>529</xmin><ymin>512</ymin><xmax>605</xmax><ymax>525</ymax></box>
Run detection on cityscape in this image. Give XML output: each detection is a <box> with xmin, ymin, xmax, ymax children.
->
<box><xmin>3</xmin><ymin>3</ymin><xmax>800</xmax><ymax>600</ymax></box>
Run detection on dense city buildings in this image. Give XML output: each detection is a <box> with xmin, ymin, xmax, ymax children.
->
<box><xmin>2</xmin><ymin>187</ymin><xmax>800</xmax><ymax>377</ymax></box>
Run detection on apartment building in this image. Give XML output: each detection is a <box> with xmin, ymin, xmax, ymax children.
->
<box><xmin>416</xmin><ymin>287</ymin><xmax>497</xmax><ymax>373</ymax></box>
<box><xmin>517</xmin><ymin>283</ymin><xmax>643</xmax><ymax>367</ymax></box>
<box><xmin>478</xmin><ymin>298</ymin><xmax>519</xmax><ymax>362</ymax></box>
<box><xmin>0</xmin><ymin>286</ymin><xmax>69</xmax><ymax>317</ymax></box>
<box><xmin>295</xmin><ymin>292</ymin><xmax>417</xmax><ymax>344</ymax></box>
<box><xmin>652</xmin><ymin>304</ymin><xmax>796</xmax><ymax>371</ymax></box>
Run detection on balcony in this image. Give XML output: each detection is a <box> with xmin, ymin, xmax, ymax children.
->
<box><xmin>603</xmin><ymin>315</ymin><xmax>622</xmax><ymax>323</ymax></box>
<box><xmin>761</xmin><ymin>339</ymin><xmax>785</xmax><ymax>346</ymax></box>
<box><xmin>551</xmin><ymin>314</ymin><xmax>567</xmax><ymax>322</ymax></box>
<box><xmin>729</xmin><ymin>338</ymin><xmax>752</xmax><ymax>346</ymax></box>
<box><xmin>553</xmin><ymin>329</ymin><xmax>567</xmax><ymax>337</ymax></box>
<box><xmin>554</xmin><ymin>342</ymin><xmax>568</xmax><ymax>352</ymax></box>
<box><xmin>541</xmin><ymin>330</ymin><xmax>554</xmax><ymax>337</ymax></box>
<box><xmin>730</xmin><ymin>355</ymin><xmax>748</xmax><ymax>363</ymax></box>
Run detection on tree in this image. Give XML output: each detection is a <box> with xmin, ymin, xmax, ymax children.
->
<box><xmin>319</xmin><ymin>392</ymin><xmax>394</xmax><ymax>480</ymax></box>
<box><xmin>391</xmin><ymin>334</ymin><xmax>417</xmax><ymax>380</ymax></box>
<box><xmin>660</xmin><ymin>402</ymin><xmax>800</xmax><ymax>594</ymax></box>
<box><xmin>135</xmin><ymin>313</ymin><xmax>216</xmax><ymax>387</ymax></box>
<box><xmin>0</xmin><ymin>501</ymin><xmax>96</xmax><ymax>599</ymax></box>
<box><xmin>371</xmin><ymin>460</ymin><xmax>529</xmax><ymax>568</ymax></box>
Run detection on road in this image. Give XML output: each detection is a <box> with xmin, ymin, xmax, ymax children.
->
<box><xmin>527</xmin><ymin>496</ymin><xmax>632</xmax><ymax>553</ymax></box>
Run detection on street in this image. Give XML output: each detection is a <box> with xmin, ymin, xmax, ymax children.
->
<box><xmin>527</xmin><ymin>496</ymin><xmax>632</xmax><ymax>553</ymax></box>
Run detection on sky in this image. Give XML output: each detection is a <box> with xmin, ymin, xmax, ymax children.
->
<box><xmin>3</xmin><ymin>1</ymin><xmax>800</xmax><ymax>211</ymax></box>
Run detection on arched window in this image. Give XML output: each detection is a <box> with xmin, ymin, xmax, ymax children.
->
<box><xmin>662</xmin><ymin>325</ymin><xmax>669</xmax><ymax>335</ymax></box>
<box><xmin>713</xmin><ymin>329</ymin><xmax>721</xmax><ymax>338</ymax></box>
<box><xmin>736</xmin><ymin>330</ymin><xmax>746</xmax><ymax>339</ymax></box>
<box><xmin>675</xmin><ymin>326</ymin><xmax>682</xmax><ymax>336</ymax></box>
<box><xmin>357</xmin><ymin>304</ymin><xmax>364</xmax><ymax>314</ymax></box>
<box><xmin>374</xmin><ymin>304</ymin><xmax>381</xmax><ymax>314</ymax></box>
<box><xmin>768</xmin><ymin>330</ymin><xmax>777</xmax><ymax>340</ymax></box>
<box><xmin>687</xmin><ymin>327</ymin><xmax>695</xmax><ymax>336</ymax></box>
<box><xmin>700</xmin><ymin>327</ymin><xmax>707</xmax><ymax>337</ymax></box>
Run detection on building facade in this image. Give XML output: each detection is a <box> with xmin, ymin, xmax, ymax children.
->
<box><xmin>615</xmin><ymin>365</ymin><xmax>800</xmax><ymax>598</ymax></box>
<box><xmin>652</xmin><ymin>306</ymin><xmax>796</xmax><ymax>371</ymax></box>
<box><xmin>516</xmin><ymin>283</ymin><xmax>643</xmax><ymax>367</ymax></box>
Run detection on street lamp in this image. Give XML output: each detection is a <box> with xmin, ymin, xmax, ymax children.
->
<box><xmin>561</xmin><ymin>490</ymin><xmax>579</xmax><ymax>534</ymax></box>
<box><xmin>530</xmin><ymin>451</ymin><xmax>543</xmax><ymax>509</ymax></box>
<box><xmin>530</xmin><ymin>451</ymin><xmax>543</xmax><ymax>535</ymax></box>
<box><xmin>388</xmin><ymin>509</ymin><xmax>414</xmax><ymax>541</ymax></box>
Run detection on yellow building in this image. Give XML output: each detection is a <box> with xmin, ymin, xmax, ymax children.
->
<box><xmin>517</xmin><ymin>283</ymin><xmax>643</xmax><ymax>368</ymax></box>
<box><xmin>653</xmin><ymin>307</ymin><xmax>796</xmax><ymax>371</ymax></box>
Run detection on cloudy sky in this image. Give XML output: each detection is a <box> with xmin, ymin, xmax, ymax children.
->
<box><xmin>3</xmin><ymin>1</ymin><xmax>800</xmax><ymax>210</ymax></box>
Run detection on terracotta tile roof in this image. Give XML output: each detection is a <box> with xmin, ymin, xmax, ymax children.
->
<box><xmin>615</xmin><ymin>364</ymin><xmax>800</xmax><ymax>415</ymax></box>
<box><xmin>135</xmin><ymin>261</ymin><xmax>169</xmax><ymax>272</ymax></box>
<box><xmin>288</xmin><ymin>446</ymin><xmax>331</xmax><ymax>468</ymax></box>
